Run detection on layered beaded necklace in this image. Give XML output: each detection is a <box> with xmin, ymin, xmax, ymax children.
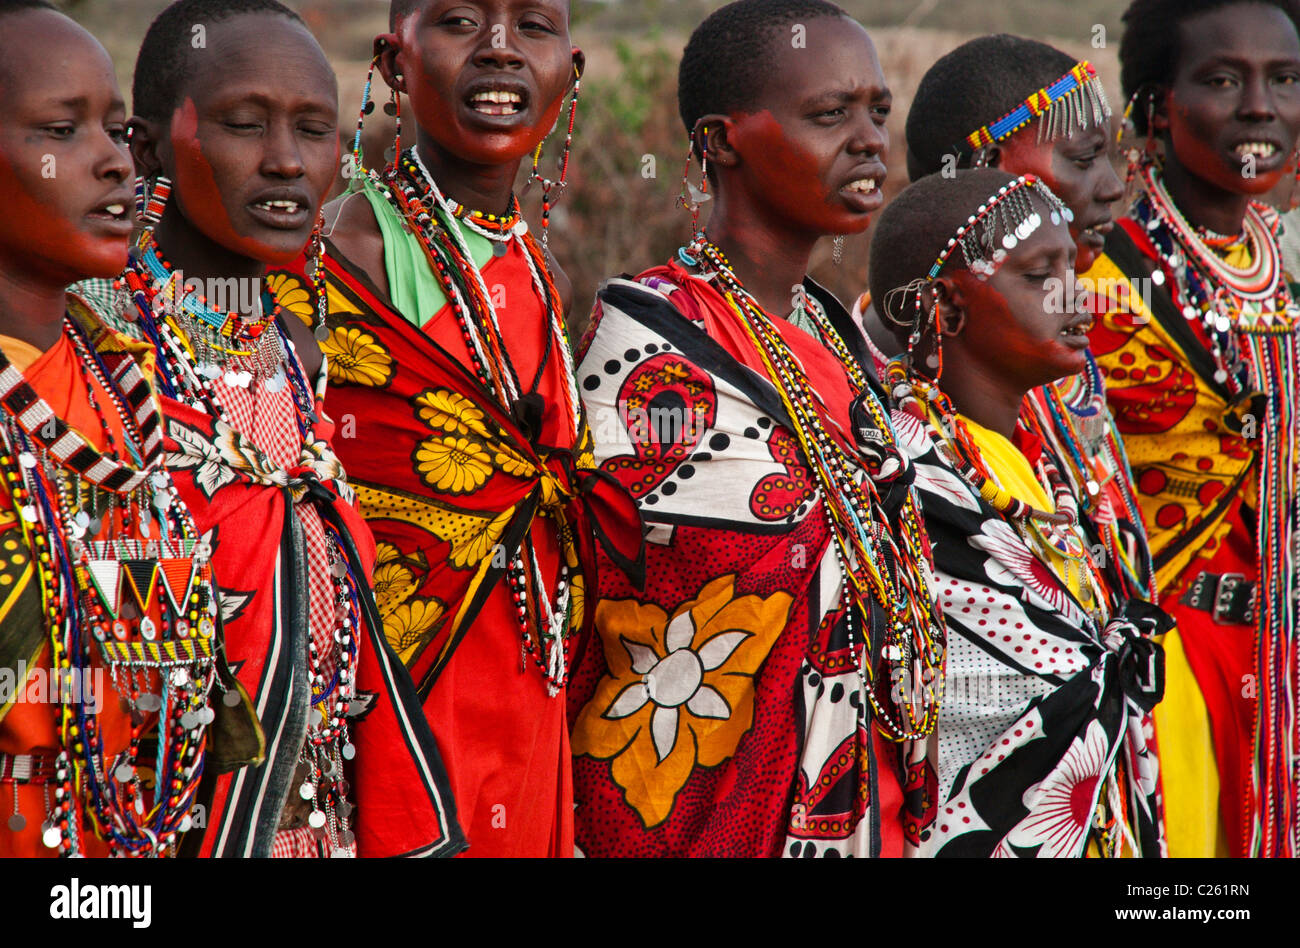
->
<box><xmin>369</xmin><ymin>147</ymin><xmax>582</xmax><ymax>694</ymax></box>
<box><xmin>0</xmin><ymin>315</ymin><xmax>221</xmax><ymax>857</ymax></box>
<box><xmin>1132</xmin><ymin>158</ymin><xmax>1299</xmax><ymax>856</ymax></box>
<box><xmin>121</xmin><ymin>233</ymin><xmax>364</xmax><ymax>855</ymax></box>
<box><xmin>679</xmin><ymin>235</ymin><xmax>946</xmax><ymax>741</ymax></box>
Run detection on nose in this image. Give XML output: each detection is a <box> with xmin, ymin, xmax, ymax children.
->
<box><xmin>847</xmin><ymin>108</ymin><xmax>888</xmax><ymax>161</ymax></box>
<box><xmin>473</xmin><ymin>20</ymin><xmax>524</xmax><ymax>70</ymax></box>
<box><xmin>1094</xmin><ymin>151</ymin><xmax>1124</xmax><ymax>206</ymax></box>
<box><xmin>96</xmin><ymin>130</ymin><xmax>133</xmax><ymax>184</ymax></box>
<box><xmin>1239</xmin><ymin>74</ymin><xmax>1278</xmax><ymax>122</ymax></box>
<box><xmin>261</xmin><ymin>117</ymin><xmax>305</xmax><ymax>178</ymax></box>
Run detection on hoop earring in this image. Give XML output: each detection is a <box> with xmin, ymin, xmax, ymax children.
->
<box><xmin>139</xmin><ymin>175</ymin><xmax>171</xmax><ymax>227</ymax></box>
<box><xmin>352</xmin><ymin>55</ymin><xmax>381</xmax><ymax>177</ymax></box>
<box><xmin>525</xmin><ymin>63</ymin><xmax>581</xmax><ymax>254</ymax></box>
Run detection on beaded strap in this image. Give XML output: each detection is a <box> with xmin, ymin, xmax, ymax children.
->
<box><xmin>0</xmin><ymin>331</ymin><xmax>161</xmax><ymax>494</ymax></box>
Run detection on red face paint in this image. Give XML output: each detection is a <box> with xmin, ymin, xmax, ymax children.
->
<box><xmin>169</xmin><ymin>98</ymin><xmax>301</xmax><ymax>265</ymax></box>
<box><xmin>729</xmin><ymin>109</ymin><xmax>880</xmax><ymax>239</ymax></box>
<box><xmin>396</xmin><ymin>10</ymin><xmax>574</xmax><ymax>166</ymax></box>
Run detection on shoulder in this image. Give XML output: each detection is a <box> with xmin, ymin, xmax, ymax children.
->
<box><xmin>323</xmin><ymin>187</ymin><xmax>388</xmax><ymax>299</ymax></box>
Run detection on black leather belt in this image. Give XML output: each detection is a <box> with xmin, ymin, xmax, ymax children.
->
<box><xmin>1181</xmin><ymin>571</ymin><xmax>1256</xmax><ymax>625</ymax></box>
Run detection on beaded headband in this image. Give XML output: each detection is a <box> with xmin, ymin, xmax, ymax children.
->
<box><xmin>927</xmin><ymin>173</ymin><xmax>1072</xmax><ymax>280</ymax></box>
<box><xmin>961</xmin><ymin>61</ymin><xmax>1111</xmax><ymax>153</ymax></box>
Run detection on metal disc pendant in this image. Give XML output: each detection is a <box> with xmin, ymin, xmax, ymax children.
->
<box><xmin>1086</xmin><ymin>479</ymin><xmax>1100</xmax><ymax>496</ymax></box>
<box><xmin>114</xmin><ymin>763</ymin><xmax>134</xmax><ymax>783</ymax></box>
<box><xmin>136</xmin><ymin>693</ymin><xmax>162</xmax><ymax>713</ymax></box>
<box><xmin>21</xmin><ymin>505</ymin><xmax>37</xmax><ymax>524</ymax></box>
<box><xmin>223</xmin><ymin>689</ymin><xmax>242</xmax><ymax>707</ymax></box>
<box><xmin>43</xmin><ymin>825</ymin><xmax>61</xmax><ymax>848</ymax></box>
<box><xmin>341</xmin><ymin>742</ymin><xmax>356</xmax><ymax>760</ymax></box>
<box><xmin>299</xmin><ymin>781</ymin><xmax>315</xmax><ymax>801</ymax></box>
<box><xmin>1214</xmin><ymin>369</ymin><xmax>1228</xmax><ymax>384</ymax></box>
<box><xmin>314</xmin><ymin>323</ymin><xmax>330</xmax><ymax>342</ymax></box>
<box><xmin>18</xmin><ymin>452</ymin><xmax>36</xmax><ymax>469</ymax></box>
<box><xmin>307</xmin><ymin>809</ymin><xmax>326</xmax><ymax>829</ymax></box>
<box><xmin>7</xmin><ymin>813</ymin><xmax>25</xmax><ymax>832</ymax></box>
<box><xmin>180</xmin><ymin>710</ymin><xmax>199</xmax><ymax>729</ymax></box>
<box><xmin>1150</xmin><ymin>269</ymin><xmax>1165</xmax><ymax>286</ymax></box>
<box><xmin>492</xmin><ymin>241</ymin><xmax>507</xmax><ymax>258</ymax></box>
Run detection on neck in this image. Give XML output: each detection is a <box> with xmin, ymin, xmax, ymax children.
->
<box><xmin>0</xmin><ymin>267</ymin><xmax>70</xmax><ymax>353</ymax></box>
<box><xmin>152</xmin><ymin>211</ymin><xmax>265</xmax><ymax>308</ymax></box>
<box><xmin>1158</xmin><ymin>153</ymin><xmax>1251</xmax><ymax>237</ymax></box>
<box><xmin>937</xmin><ymin>357</ymin><xmax>1030</xmax><ymax>440</ymax></box>
<box><xmin>700</xmin><ymin>186</ymin><xmax>819</xmax><ymax>318</ymax></box>
<box><xmin>413</xmin><ymin>129</ymin><xmax>521</xmax><ymax>217</ymax></box>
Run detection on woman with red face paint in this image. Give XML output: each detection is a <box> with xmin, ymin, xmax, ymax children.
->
<box><xmin>0</xmin><ymin>1</ymin><xmax>261</xmax><ymax>858</ymax></box>
<box><xmin>82</xmin><ymin>0</ymin><xmax>463</xmax><ymax>858</ymax></box>
<box><xmin>860</xmin><ymin>35</ymin><xmax>1125</xmax><ymax>364</ymax></box>
<box><xmin>869</xmin><ymin>169</ymin><xmax>1168</xmax><ymax>858</ymax></box>
<box><xmin>1088</xmin><ymin>0</ymin><xmax>1300</xmax><ymax>858</ymax></box>
<box><xmin>296</xmin><ymin>0</ymin><xmax>641</xmax><ymax>858</ymax></box>
<box><xmin>569</xmin><ymin>0</ymin><xmax>945</xmax><ymax>858</ymax></box>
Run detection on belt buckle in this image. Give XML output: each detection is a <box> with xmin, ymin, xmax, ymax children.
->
<box><xmin>1213</xmin><ymin>572</ymin><xmax>1246</xmax><ymax>625</ymax></box>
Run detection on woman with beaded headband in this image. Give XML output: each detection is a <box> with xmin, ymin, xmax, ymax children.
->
<box><xmin>291</xmin><ymin>0</ymin><xmax>642</xmax><ymax>858</ymax></box>
<box><xmin>0</xmin><ymin>1</ymin><xmax>261</xmax><ymax>858</ymax></box>
<box><xmin>871</xmin><ymin>168</ymin><xmax>1169</xmax><ymax>857</ymax></box>
<box><xmin>568</xmin><ymin>0</ymin><xmax>944</xmax><ymax>858</ymax></box>
<box><xmin>1086</xmin><ymin>0</ymin><xmax>1300</xmax><ymax>858</ymax></box>
<box><xmin>80</xmin><ymin>0</ymin><xmax>463</xmax><ymax>858</ymax></box>
<box><xmin>858</xmin><ymin>37</ymin><xmax>1162</xmax><ymax>776</ymax></box>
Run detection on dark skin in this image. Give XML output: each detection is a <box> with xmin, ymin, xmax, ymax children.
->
<box><xmin>325</xmin><ymin>0</ymin><xmax>582</xmax><ymax>315</ymax></box>
<box><xmin>867</xmin><ymin>123</ymin><xmax>1123</xmax><ymax>359</ymax></box>
<box><xmin>129</xmin><ymin>14</ymin><xmax>339</xmax><ymax>378</ymax></box>
<box><xmin>906</xmin><ymin>214</ymin><xmax>1084</xmax><ymax>439</ymax></box>
<box><xmin>0</xmin><ymin>10</ymin><xmax>133</xmax><ymax>352</ymax></box>
<box><xmin>1151</xmin><ymin>2</ymin><xmax>1300</xmax><ymax>236</ymax></box>
<box><xmin>693</xmin><ymin>16</ymin><xmax>890</xmax><ymax>318</ymax></box>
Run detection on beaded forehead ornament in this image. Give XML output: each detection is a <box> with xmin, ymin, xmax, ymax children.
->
<box><xmin>962</xmin><ymin>61</ymin><xmax>1112</xmax><ymax>154</ymax></box>
<box><xmin>928</xmin><ymin>173</ymin><xmax>1072</xmax><ymax>281</ymax></box>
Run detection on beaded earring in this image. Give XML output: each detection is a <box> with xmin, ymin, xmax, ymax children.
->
<box><xmin>384</xmin><ymin>76</ymin><xmax>402</xmax><ymax>165</ymax></box>
<box><xmin>305</xmin><ymin>211</ymin><xmax>330</xmax><ymax>344</ymax></box>
<box><xmin>351</xmin><ymin>54</ymin><xmax>381</xmax><ymax>180</ymax></box>
<box><xmin>832</xmin><ymin>235</ymin><xmax>845</xmax><ymax>266</ymax></box>
<box><xmin>525</xmin><ymin>62</ymin><xmax>581</xmax><ymax>254</ymax></box>
<box><xmin>138</xmin><ymin>174</ymin><xmax>171</xmax><ymax>227</ymax></box>
<box><xmin>677</xmin><ymin>126</ymin><xmax>710</xmax><ymax>244</ymax></box>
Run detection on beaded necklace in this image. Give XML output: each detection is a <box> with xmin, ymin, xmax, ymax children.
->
<box><xmin>680</xmin><ymin>236</ymin><xmax>946</xmax><ymax>741</ymax></box>
<box><xmin>0</xmin><ymin>316</ymin><xmax>220</xmax><ymax>857</ymax></box>
<box><xmin>369</xmin><ymin>148</ymin><xmax>583</xmax><ymax>694</ymax></box>
<box><xmin>1133</xmin><ymin>158</ymin><xmax>1299</xmax><ymax>856</ymax></box>
<box><xmin>122</xmin><ymin>234</ymin><xmax>362</xmax><ymax>854</ymax></box>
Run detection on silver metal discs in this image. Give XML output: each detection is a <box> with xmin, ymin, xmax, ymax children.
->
<box><xmin>223</xmin><ymin>689</ymin><xmax>242</xmax><ymax>707</ymax></box>
<box><xmin>299</xmin><ymin>781</ymin><xmax>316</xmax><ymax>801</ymax></box>
<box><xmin>114</xmin><ymin>763</ymin><xmax>134</xmax><ymax>783</ymax></box>
<box><xmin>43</xmin><ymin>825</ymin><xmax>61</xmax><ymax>848</ymax></box>
<box><xmin>341</xmin><ymin>742</ymin><xmax>356</xmax><ymax>760</ymax></box>
<box><xmin>307</xmin><ymin>809</ymin><xmax>326</xmax><ymax>829</ymax></box>
<box><xmin>7</xmin><ymin>813</ymin><xmax>25</xmax><ymax>832</ymax></box>
<box><xmin>313</xmin><ymin>324</ymin><xmax>330</xmax><ymax>342</ymax></box>
<box><xmin>136</xmin><ymin>693</ymin><xmax>162</xmax><ymax>713</ymax></box>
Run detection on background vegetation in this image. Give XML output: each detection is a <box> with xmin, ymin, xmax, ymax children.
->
<box><xmin>64</xmin><ymin>0</ymin><xmax>1129</xmax><ymax>333</ymax></box>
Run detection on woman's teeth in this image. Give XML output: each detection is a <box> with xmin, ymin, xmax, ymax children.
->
<box><xmin>471</xmin><ymin>90</ymin><xmax>522</xmax><ymax>115</ymax></box>
<box><xmin>1061</xmin><ymin>320</ymin><xmax>1094</xmax><ymax>337</ymax></box>
<box><xmin>104</xmin><ymin>204</ymin><xmax>124</xmax><ymax>217</ymax></box>
<box><xmin>844</xmin><ymin>178</ymin><xmax>878</xmax><ymax>194</ymax></box>
<box><xmin>1235</xmin><ymin>141</ymin><xmax>1278</xmax><ymax>157</ymax></box>
<box><xmin>255</xmin><ymin>200</ymin><xmax>301</xmax><ymax>212</ymax></box>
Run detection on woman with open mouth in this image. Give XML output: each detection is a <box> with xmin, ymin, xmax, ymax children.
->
<box><xmin>296</xmin><ymin>0</ymin><xmax>642</xmax><ymax>859</ymax></box>
<box><xmin>568</xmin><ymin>0</ymin><xmax>944</xmax><ymax>858</ymax></box>
<box><xmin>870</xmin><ymin>168</ymin><xmax>1169</xmax><ymax>858</ymax></box>
<box><xmin>80</xmin><ymin>0</ymin><xmax>461</xmax><ymax>859</ymax></box>
<box><xmin>0</xmin><ymin>0</ymin><xmax>258</xmax><ymax>858</ymax></box>
<box><xmin>1088</xmin><ymin>0</ymin><xmax>1300</xmax><ymax>858</ymax></box>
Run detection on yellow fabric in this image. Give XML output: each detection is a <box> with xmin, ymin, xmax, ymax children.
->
<box><xmin>1152</xmin><ymin>625</ymin><xmax>1225</xmax><ymax>857</ymax></box>
<box><xmin>959</xmin><ymin>414</ymin><xmax>1100</xmax><ymax>609</ymax></box>
<box><xmin>0</xmin><ymin>334</ymin><xmax>45</xmax><ymax>372</ymax></box>
<box><xmin>1083</xmin><ymin>252</ymin><xmax>1255</xmax><ymax>595</ymax></box>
